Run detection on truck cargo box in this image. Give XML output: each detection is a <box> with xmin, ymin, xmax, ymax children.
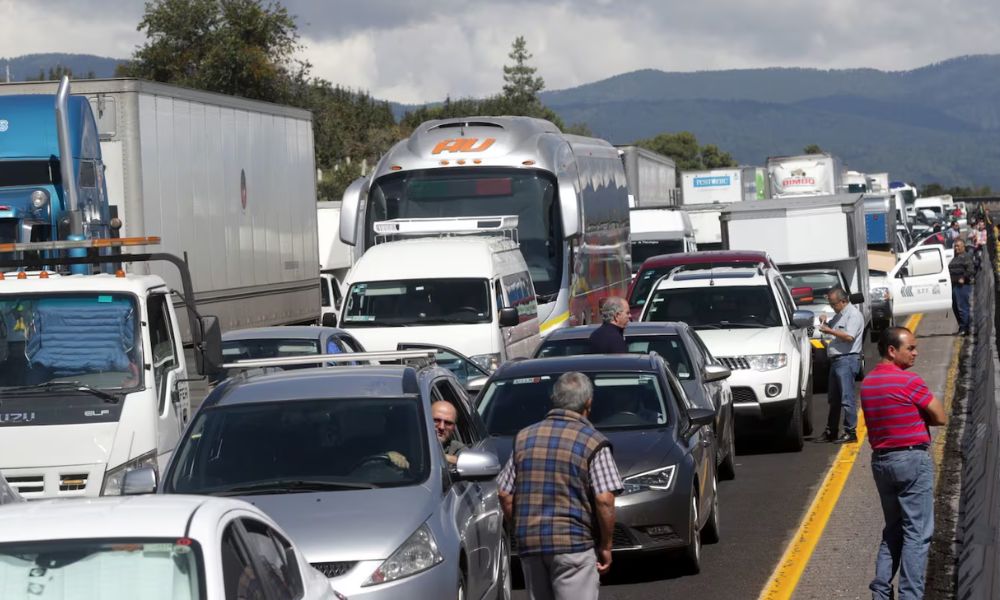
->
<box><xmin>681</xmin><ymin>167</ymin><xmax>759</xmax><ymax>205</ymax></box>
<box><xmin>767</xmin><ymin>153</ymin><xmax>844</xmax><ymax>198</ymax></box>
<box><xmin>617</xmin><ymin>146</ymin><xmax>678</xmax><ymax>208</ymax></box>
<box><xmin>864</xmin><ymin>194</ymin><xmax>897</xmax><ymax>246</ymax></box>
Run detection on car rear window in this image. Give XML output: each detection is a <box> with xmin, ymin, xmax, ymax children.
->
<box><xmin>535</xmin><ymin>335</ymin><xmax>695</xmax><ymax>379</ymax></box>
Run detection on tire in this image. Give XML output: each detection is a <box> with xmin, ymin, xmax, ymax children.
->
<box><xmin>496</xmin><ymin>535</ymin><xmax>511</xmax><ymax>600</ymax></box>
<box><xmin>718</xmin><ymin>420</ymin><xmax>737</xmax><ymax>481</ymax></box>
<box><xmin>458</xmin><ymin>569</ymin><xmax>467</xmax><ymax>600</ymax></box>
<box><xmin>783</xmin><ymin>398</ymin><xmax>805</xmax><ymax>452</ymax></box>
<box><xmin>802</xmin><ymin>373</ymin><xmax>814</xmax><ymax>437</ymax></box>
<box><xmin>682</xmin><ymin>491</ymin><xmax>702</xmax><ymax>574</ymax></box>
<box><xmin>701</xmin><ymin>476</ymin><xmax>721</xmax><ymax>544</ymax></box>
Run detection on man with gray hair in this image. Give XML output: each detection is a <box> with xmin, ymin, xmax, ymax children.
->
<box><xmin>589</xmin><ymin>296</ymin><xmax>630</xmax><ymax>354</ymax></box>
<box><xmin>498</xmin><ymin>372</ymin><xmax>623</xmax><ymax>600</ymax></box>
<box><xmin>818</xmin><ymin>287</ymin><xmax>865</xmax><ymax>444</ymax></box>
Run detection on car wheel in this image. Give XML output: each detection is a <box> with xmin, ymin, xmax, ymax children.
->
<box><xmin>802</xmin><ymin>373</ymin><xmax>814</xmax><ymax>437</ymax></box>
<box><xmin>783</xmin><ymin>397</ymin><xmax>804</xmax><ymax>452</ymax></box>
<box><xmin>682</xmin><ymin>491</ymin><xmax>702</xmax><ymax>574</ymax></box>
<box><xmin>701</xmin><ymin>476</ymin><xmax>721</xmax><ymax>544</ymax></box>
<box><xmin>458</xmin><ymin>569</ymin><xmax>467</xmax><ymax>600</ymax></box>
<box><xmin>718</xmin><ymin>423</ymin><xmax>736</xmax><ymax>481</ymax></box>
<box><xmin>497</xmin><ymin>535</ymin><xmax>511</xmax><ymax>600</ymax></box>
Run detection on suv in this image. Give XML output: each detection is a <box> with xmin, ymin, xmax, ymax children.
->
<box><xmin>640</xmin><ymin>266</ymin><xmax>814</xmax><ymax>450</ymax></box>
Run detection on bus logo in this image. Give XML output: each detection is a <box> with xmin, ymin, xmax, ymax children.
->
<box><xmin>432</xmin><ymin>138</ymin><xmax>496</xmax><ymax>154</ymax></box>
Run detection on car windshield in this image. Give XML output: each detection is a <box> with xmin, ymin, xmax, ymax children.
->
<box><xmin>629</xmin><ymin>267</ymin><xmax>673</xmax><ymax>308</ymax></box>
<box><xmin>0</xmin><ymin>538</ymin><xmax>202</xmax><ymax>600</ymax></box>
<box><xmin>0</xmin><ymin>293</ymin><xmax>141</xmax><ymax>391</ymax></box>
<box><xmin>782</xmin><ymin>272</ymin><xmax>842</xmax><ymax>307</ymax></box>
<box><xmin>535</xmin><ymin>335</ymin><xmax>695</xmax><ymax>380</ymax></box>
<box><xmin>644</xmin><ymin>285</ymin><xmax>782</xmax><ymax>328</ymax></box>
<box><xmin>342</xmin><ymin>279</ymin><xmax>490</xmax><ymax>326</ymax></box>
<box><xmin>630</xmin><ymin>241</ymin><xmax>684</xmax><ymax>273</ymax></box>
<box><xmin>168</xmin><ymin>397</ymin><xmax>429</xmax><ymax>494</ymax></box>
<box><xmin>366</xmin><ymin>168</ymin><xmax>562</xmax><ymax>298</ymax></box>
<box><xmin>478</xmin><ymin>372</ymin><xmax>669</xmax><ymax>435</ymax></box>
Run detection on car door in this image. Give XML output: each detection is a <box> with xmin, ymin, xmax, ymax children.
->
<box><xmin>397</xmin><ymin>343</ymin><xmax>491</xmax><ymax>393</ymax></box>
<box><xmin>219</xmin><ymin>519</ymin><xmax>269</xmax><ymax>600</ymax></box>
<box><xmin>238</xmin><ymin>517</ymin><xmax>307</xmax><ymax>600</ymax></box>
<box><xmin>664</xmin><ymin>363</ymin><xmax>714</xmax><ymax>520</ymax></box>
<box><xmin>148</xmin><ymin>291</ymin><xmax>188</xmax><ymax>466</ymax></box>
<box><xmin>888</xmin><ymin>244</ymin><xmax>953</xmax><ymax>316</ymax></box>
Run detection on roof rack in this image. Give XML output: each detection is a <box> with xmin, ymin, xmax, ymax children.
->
<box><xmin>373</xmin><ymin>216</ymin><xmax>518</xmax><ymax>244</ymax></box>
<box><xmin>221</xmin><ymin>349</ymin><xmax>438</xmax><ymax>371</ymax></box>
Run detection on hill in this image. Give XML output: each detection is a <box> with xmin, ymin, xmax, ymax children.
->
<box><xmin>0</xmin><ymin>53</ymin><xmax>123</xmax><ymax>81</ymax></box>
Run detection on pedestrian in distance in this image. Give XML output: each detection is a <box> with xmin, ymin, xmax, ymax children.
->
<box><xmin>948</xmin><ymin>239</ymin><xmax>974</xmax><ymax>336</ymax></box>
<box><xmin>943</xmin><ymin>220</ymin><xmax>961</xmax><ymax>249</ymax></box>
<box><xmin>588</xmin><ymin>296</ymin><xmax>630</xmax><ymax>354</ymax></box>
<box><xmin>817</xmin><ymin>288</ymin><xmax>866</xmax><ymax>444</ymax></box>
<box><xmin>498</xmin><ymin>372</ymin><xmax>623</xmax><ymax>600</ymax></box>
<box><xmin>860</xmin><ymin>327</ymin><xmax>947</xmax><ymax>600</ymax></box>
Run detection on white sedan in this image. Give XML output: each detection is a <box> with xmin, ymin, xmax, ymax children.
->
<box><xmin>0</xmin><ymin>495</ymin><xmax>344</xmax><ymax>600</ymax></box>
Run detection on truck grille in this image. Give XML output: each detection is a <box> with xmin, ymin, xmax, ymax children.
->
<box><xmin>718</xmin><ymin>356</ymin><xmax>751</xmax><ymax>370</ymax></box>
<box><xmin>6</xmin><ymin>475</ymin><xmax>44</xmax><ymax>495</ymax></box>
<box><xmin>311</xmin><ymin>562</ymin><xmax>357</xmax><ymax>578</ymax></box>
<box><xmin>731</xmin><ymin>387</ymin><xmax>758</xmax><ymax>404</ymax></box>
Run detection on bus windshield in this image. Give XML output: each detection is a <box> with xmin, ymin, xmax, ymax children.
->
<box><xmin>366</xmin><ymin>168</ymin><xmax>563</xmax><ymax>298</ymax></box>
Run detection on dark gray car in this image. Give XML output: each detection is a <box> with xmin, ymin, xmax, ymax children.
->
<box><xmin>534</xmin><ymin>323</ymin><xmax>735</xmax><ymax>479</ymax></box>
<box><xmin>476</xmin><ymin>354</ymin><xmax>719</xmax><ymax>574</ymax></box>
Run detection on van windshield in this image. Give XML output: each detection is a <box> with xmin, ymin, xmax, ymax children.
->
<box><xmin>630</xmin><ymin>240</ymin><xmax>685</xmax><ymax>272</ymax></box>
<box><xmin>342</xmin><ymin>279</ymin><xmax>491</xmax><ymax>326</ymax></box>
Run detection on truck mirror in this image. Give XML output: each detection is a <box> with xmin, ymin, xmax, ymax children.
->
<box><xmin>558</xmin><ymin>181</ymin><xmax>581</xmax><ymax>239</ymax></box>
<box><xmin>498</xmin><ymin>307</ymin><xmax>520</xmax><ymax>328</ymax></box>
<box><xmin>195</xmin><ymin>315</ymin><xmax>223</xmax><ymax>376</ymax></box>
<box><xmin>849</xmin><ymin>292</ymin><xmax>865</xmax><ymax>305</ymax></box>
<box><xmin>339</xmin><ymin>177</ymin><xmax>366</xmax><ymax>246</ymax></box>
<box><xmin>321</xmin><ymin>313</ymin><xmax>339</xmax><ymax>328</ymax></box>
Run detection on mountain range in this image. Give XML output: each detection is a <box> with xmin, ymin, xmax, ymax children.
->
<box><xmin>0</xmin><ymin>53</ymin><xmax>122</xmax><ymax>81</ymax></box>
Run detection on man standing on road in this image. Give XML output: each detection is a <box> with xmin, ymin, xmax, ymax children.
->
<box><xmin>944</xmin><ymin>220</ymin><xmax>961</xmax><ymax>249</ymax></box>
<box><xmin>817</xmin><ymin>288</ymin><xmax>865</xmax><ymax>444</ymax></box>
<box><xmin>498</xmin><ymin>372</ymin><xmax>623</xmax><ymax>600</ymax></box>
<box><xmin>861</xmin><ymin>327</ymin><xmax>947</xmax><ymax>600</ymax></box>
<box><xmin>949</xmin><ymin>239</ymin><xmax>974</xmax><ymax>336</ymax></box>
<box><xmin>588</xmin><ymin>297</ymin><xmax>629</xmax><ymax>354</ymax></box>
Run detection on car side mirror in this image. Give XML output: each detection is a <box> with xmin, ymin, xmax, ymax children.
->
<box><xmin>498</xmin><ymin>307</ymin><xmax>519</xmax><ymax>328</ymax></box>
<box><xmin>791</xmin><ymin>309</ymin><xmax>814</xmax><ymax>329</ymax></box>
<box><xmin>465</xmin><ymin>376</ymin><xmax>488</xmax><ymax>396</ymax></box>
<box><xmin>122</xmin><ymin>466</ymin><xmax>158</xmax><ymax>495</ymax></box>
<box><xmin>454</xmin><ymin>449</ymin><xmax>501</xmax><ymax>482</ymax></box>
<box><xmin>195</xmin><ymin>315</ymin><xmax>223</xmax><ymax>376</ymax></box>
<box><xmin>688</xmin><ymin>407</ymin><xmax>716</xmax><ymax>428</ymax></box>
<box><xmin>849</xmin><ymin>292</ymin><xmax>865</xmax><ymax>305</ymax></box>
<box><xmin>703</xmin><ymin>364</ymin><xmax>731</xmax><ymax>382</ymax></box>
<box><xmin>321</xmin><ymin>313</ymin><xmax>338</xmax><ymax>328</ymax></box>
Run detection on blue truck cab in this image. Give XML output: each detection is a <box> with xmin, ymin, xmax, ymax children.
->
<box><xmin>0</xmin><ymin>92</ymin><xmax>110</xmax><ymax>244</ymax></box>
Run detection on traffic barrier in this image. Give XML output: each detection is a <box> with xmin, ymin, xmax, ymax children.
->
<box><xmin>954</xmin><ymin>220</ymin><xmax>1000</xmax><ymax>598</ymax></box>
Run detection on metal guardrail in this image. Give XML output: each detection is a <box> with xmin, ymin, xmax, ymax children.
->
<box><xmin>955</xmin><ymin>222</ymin><xmax>1000</xmax><ymax>598</ymax></box>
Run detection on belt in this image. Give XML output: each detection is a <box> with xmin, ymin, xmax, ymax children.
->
<box><xmin>830</xmin><ymin>353</ymin><xmax>860</xmax><ymax>360</ymax></box>
<box><xmin>873</xmin><ymin>444</ymin><xmax>929</xmax><ymax>455</ymax></box>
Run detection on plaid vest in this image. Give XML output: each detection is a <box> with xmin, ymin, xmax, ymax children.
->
<box><xmin>512</xmin><ymin>409</ymin><xmax>610</xmax><ymax>556</ymax></box>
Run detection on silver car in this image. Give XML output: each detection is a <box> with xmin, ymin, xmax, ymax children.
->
<box><xmin>146</xmin><ymin>358</ymin><xmax>511</xmax><ymax>599</ymax></box>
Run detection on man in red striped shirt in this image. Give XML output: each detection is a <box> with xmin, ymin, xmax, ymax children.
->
<box><xmin>860</xmin><ymin>327</ymin><xmax>947</xmax><ymax>600</ymax></box>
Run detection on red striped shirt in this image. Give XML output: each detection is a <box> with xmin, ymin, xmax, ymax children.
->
<box><xmin>860</xmin><ymin>363</ymin><xmax>933</xmax><ymax>450</ymax></box>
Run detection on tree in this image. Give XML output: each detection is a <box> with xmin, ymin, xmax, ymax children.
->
<box><xmin>502</xmin><ymin>36</ymin><xmax>545</xmax><ymax>114</ymax></box>
<box><xmin>919</xmin><ymin>183</ymin><xmax>993</xmax><ymax>197</ymax></box>
<box><xmin>118</xmin><ymin>0</ymin><xmax>309</xmax><ymax>104</ymax></box>
<box><xmin>700</xmin><ymin>144</ymin><xmax>737</xmax><ymax>169</ymax></box>
<box><xmin>636</xmin><ymin>132</ymin><xmax>703</xmax><ymax>171</ymax></box>
<box><xmin>25</xmin><ymin>66</ymin><xmax>95</xmax><ymax>81</ymax></box>
<box><xmin>803</xmin><ymin>144</ymin><xmax>823</xmax><ymax>154</ymax></box>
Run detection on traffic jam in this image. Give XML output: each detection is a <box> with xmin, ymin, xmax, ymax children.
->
<box><xmin>0</xmin><ymin>79</ymin><xmax>965</xmax><ymax>599</ymax></box>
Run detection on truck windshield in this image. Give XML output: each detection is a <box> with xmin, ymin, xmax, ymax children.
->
<box><xmin>0</xmin><ymin>159</ymin><xmax>60</xmax><ymax>187</ymax></box>
<box><xmin>630</xmin><ymin>240</ymin><xmax>685</xmax><ymax>272</ymax></box>
<box><xmin>366</xmin><ymin>168</ymin><xmax>562</xmax><ymax>298</ymax></box>
<box><xmin>342</xmin><ymin>278</ymin><xmax>491</xmax><ymax>326</ymax></box>
<box><xmin>0</xmin><ymin>293</ymin><xmax>141</xmax><ymax>391</ymax></box>
<box><xmin>168</xmin><ymin>397</ymin><xmax>430</xmax><ymax>494</ymax></box>
<box><xmin>782</xmin><ymin>272</ymin><xmax>842</xmax><ymax>306</ymax></box>
<box><xmin>644</xmin><ymin>286</ymin><xmax>782</xmax><ymax>328</ymax></box>
<box><xmin>0</xmin><ymin>538</ymin><xmax>202</xmax><ymax>600</ymax></box>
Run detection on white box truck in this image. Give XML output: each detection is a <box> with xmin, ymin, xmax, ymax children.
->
<box><xmin>767</xmin><ymin>153</ymin><xmax>844</xmax><ymax>198</ymax></box>
<box><xmin>681</xmin><ymin>167</ymin><xmax>758</xmax><ymax>205</ymax></box>
<box><xmin>617</xmin><ymin>146</ymin><xmax>679</xmax><ymax>207</ymax></box>
<box><xmin>317</xmin><ymin>201</ymin><xmax>353</xmax><ymax>321</ymax></box>
<box><xmin>0</xmin><ymin>79</ymin><xmax>322</xmax><ymax>339</ymax></box>
<box><xmin>628</xmin><ymin>208</ymin><xmax>696</xmax><ymax>273</ymax></box>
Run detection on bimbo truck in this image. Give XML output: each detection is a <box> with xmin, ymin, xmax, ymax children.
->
<box><xmin>338</xmin><ymin>117</ymin><xmax>631</xmax><ymax>335</ymax></box>
<box><xmin>0</xmin><ymin>237</ymin><xmax>222</xmax><ymax>498</ymax></box>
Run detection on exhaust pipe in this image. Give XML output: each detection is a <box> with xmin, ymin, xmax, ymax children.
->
<box><xmin>54</xmin><ymin>76</ymin><xmax>83</xmax><ymax>237</ymax></box>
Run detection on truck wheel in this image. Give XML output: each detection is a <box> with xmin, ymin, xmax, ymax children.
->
<box><xmin>783</xmin><ymin>399</ymin><xmax>804</xmax><ymax>452</ymax></box>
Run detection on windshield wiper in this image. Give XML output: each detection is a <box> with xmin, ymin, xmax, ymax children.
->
<box><xmin>692</xmin><ymin>324</ymin><xmax>722</xmax><ymax>330</ymax></box>
<box><xmin>0</xmin><ymin>382</ymin><xmax>122</xmax><ymax>403</ymax></box>
<box><xmin>216</xmin><ymin>479</ymin><xmax>377</xmax><ymax>496</ymax></box>
<box><xmin>718</xmin><ymin>321</ymin><xmax>770</xmax><ymax>329</ymax></box>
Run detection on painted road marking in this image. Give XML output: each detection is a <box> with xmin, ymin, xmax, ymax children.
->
<box><xmin>758</xmin><ymin>314</ymin><xmax>922</xmax><ymax>600</ymax></box>
<box><xmin>932</xmin><ymin>335</ymin><xmax>963</xmax><ymax>473</ymax></box>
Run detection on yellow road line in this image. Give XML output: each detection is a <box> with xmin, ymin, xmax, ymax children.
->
<box><xmin>932</xmin><ymin>336</ymin><xmax>963</xmax><ymax>472</ymax></box>
<box><xmin>758</xmin><ymin>313</ymin><xmax>922</xmax><ymax>600</ymax></box>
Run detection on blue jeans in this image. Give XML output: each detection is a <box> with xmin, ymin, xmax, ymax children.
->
<box><xmin>951</xmin><ymin>284</ymin><xmax>971</xmax><ymax>332</ymax></box>
<box><xmin>870</xmin><ymin>449</ymin><xmax>934</xmax><ymax>600</ymax></box>
<box><xmin>826</xmin><ymin>354</ymin><xmax>861</xmax><ymax>435</ymax></box>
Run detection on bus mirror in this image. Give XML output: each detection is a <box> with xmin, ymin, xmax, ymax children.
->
<box><xmin>559</xmin><ymin>181</ymin><xmax>582</xmax><ymax>239</ymax></box>
<box><xmin>339</xmin><ymin>177</ymin><xmax>366</xmax><ymax>246</ymax></box>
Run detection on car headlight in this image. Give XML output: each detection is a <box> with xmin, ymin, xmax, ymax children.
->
<box><xmin>364</xmin><ymin>523</ymin><xmax>443</xmax><ymax>586</ymax></box>
<box><xmin>870</xmin><ymin>286</ymin><xmax>891</xmax><ymax>302</ymax></box>
<box><xmin>622</xmin><ymin>465</ymin><xmax>676</xmax><ymax>495</ymax></box>
<box><xmin>746</xmin><ymin>353</ymin><xmax>788</xmax><ymax>371</ymax></box>
<box><xmin>30</xmin><ymin>189</ymin><xmax>49</xmax><ymax>209</ymax></box>
<box><xmin>469</xmin><ymin>353</ymin><xmax>501</xmax><ymax>373</ymax></box>
<box><xmin>101</xmin><ymin>450</ymin><xmax>158</xmax><ymax>496</ymax></box>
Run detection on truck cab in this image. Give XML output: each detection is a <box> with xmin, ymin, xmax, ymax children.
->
<box><xmin>628</xmin><ymin>208</ymin><xmax>697</xmax><ymax>274</ymax></box>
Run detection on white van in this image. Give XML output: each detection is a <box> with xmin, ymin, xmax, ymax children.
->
<box><xmin>338</xmin><ymin>216</ymin><xmax>541</xmax><ymax>371</ymax></box>
<box><xmin>914</xmin><ymin>196</ymin><xmax>947</xmax><ymax>223</ymax></box>
<box><xmin>629</xmin><ymin>208</ymin><xmax>697</xmax><ymax>273</ymax></box>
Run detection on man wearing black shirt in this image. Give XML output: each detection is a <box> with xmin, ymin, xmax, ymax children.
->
<box><xmin>589</xmin><ymin>297</ymin><xmax>630</xmax><ymax>354</ymax></box>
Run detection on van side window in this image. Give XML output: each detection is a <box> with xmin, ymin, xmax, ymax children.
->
<box><xmin>501</xmin><ymin>271</ymin><xmax>537</xmax><ymax>321</ymax></box>
<box><xmin>148</xmin><ymin>293</ymin><xmax>179</xmax><ymax>412</ymax></box>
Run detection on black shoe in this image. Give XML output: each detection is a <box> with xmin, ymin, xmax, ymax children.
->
<box><xmin>815</xmin><ymin>430</ymin><xmax>836</xmax><ymax>443</ymax></box>
<box><xmin>833</xmin><ymin>432</ymin><xmax>858</xmax><ymax>444</ymax></box>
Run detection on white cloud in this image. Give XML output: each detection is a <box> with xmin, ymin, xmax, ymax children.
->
<box><xmin>0</xmin><ymin>0</ymin><xmax>143</xmax><ymax>58</ymax></box>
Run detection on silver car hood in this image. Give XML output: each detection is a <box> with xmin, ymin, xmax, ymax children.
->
<box><xmin>240</xmin><ymin>484</ymin><xmax>436</xmax><ymax>563</ymax></box>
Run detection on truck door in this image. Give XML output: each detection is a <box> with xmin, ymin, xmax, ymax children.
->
<box><xmin>147</xmin><ymin>292</ymin><xmax>189</xmax><ymax>465</ymax></box>
<box><xmin>889</xmin><ymin>245</ymin><xmax>952</xmax><ymax>316</ymax></box>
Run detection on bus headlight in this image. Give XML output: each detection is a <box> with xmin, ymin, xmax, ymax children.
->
<box><xmin>31</xmin><ymin>189</ymin><xmax>50</xmax><ymax>209</ymax></box>
<box><xmin>102</xmin><ymin>450</ymin><xmax>158</xmax><ymax>496</ymax></box>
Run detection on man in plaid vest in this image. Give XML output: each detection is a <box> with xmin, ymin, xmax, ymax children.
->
<box><xmin>498</xmin><ymin>372</ymin><xmax>623</xmax><ymax>600</ymax></box>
